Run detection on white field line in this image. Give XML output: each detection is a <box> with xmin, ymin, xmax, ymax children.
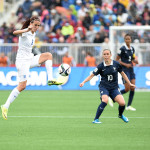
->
<box><xmin>0</xmin><ymin>116</ymin><xmax>150</xmax><ymax>119</ymax></box>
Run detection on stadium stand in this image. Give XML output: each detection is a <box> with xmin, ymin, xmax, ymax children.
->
<box><xmin>0</xmin><ymin>0</ymin><xmax>150</xmax><ymax>65</ymax></box>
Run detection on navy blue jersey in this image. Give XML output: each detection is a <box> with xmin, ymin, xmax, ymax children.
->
<box><xmin>93</xmin><ymin>60</ymin><xmax>123</xmax><ymax>90</ymax></box>
<box><xmin>118</xmin><ymin>44</ymin><xmax>135</xmax><ymax>66</ymax></box>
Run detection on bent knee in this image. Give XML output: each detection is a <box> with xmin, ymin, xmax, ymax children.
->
<box><xmin>119</xmin><ymin>101</ymin><xmax>125</xmax><ymax>106</ymax></box>
<box><xmin>101</xmin><ymin>96</ymin><xmax>108</xmax><ymax>104</ymax></box>
<box><xmin>46</xmin><ymin>52</ymin><xmax>52</xmax><ymax>60</ymax></box>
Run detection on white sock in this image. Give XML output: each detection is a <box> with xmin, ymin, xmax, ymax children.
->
<box><xmin>45</xmin><ymin>60</ymin><xmax>53</xmax><ymax>81</ymax></box>
<box><xmin>3</xmin><ymin>88</ymin><xmax>20</xmax><ymax>109</ymax></box>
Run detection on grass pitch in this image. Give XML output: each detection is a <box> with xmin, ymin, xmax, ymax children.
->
<box><xmin>0</xmin><ymin>90</ymin><xmax>150</xmax><ymax>150</ymax></box>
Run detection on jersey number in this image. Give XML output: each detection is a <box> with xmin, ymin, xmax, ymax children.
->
<box><xmin>107</xmin><ymin>75</ymin><xmax>113</xmax><ymax>81</ymax></box>
<box><xmin>128</xmin><ymin>56</ymin><xmax>131</xmax><ymax>62</ymax></box>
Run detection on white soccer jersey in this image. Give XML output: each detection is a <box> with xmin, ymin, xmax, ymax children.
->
<box><xmin>16</xmin><ymin>29</ymin><xmax>36</xmax><ymax>60</ymax></box>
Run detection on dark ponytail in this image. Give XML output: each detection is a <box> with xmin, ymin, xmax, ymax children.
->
<box><xmin>21</xmin><ymin>18</ymin><xmax>30</xmax><ymax>29</ymax></box>
<box><xmin>21</xmin><ymin>16</ymin><xmax>40</xmax><ymax>29</ymax></box>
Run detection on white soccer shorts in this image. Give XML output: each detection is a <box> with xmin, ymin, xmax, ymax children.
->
<box><xmin>16</xmin><ymin>54</ymin><xmax>41</xmax><ymax>82</ymax></box>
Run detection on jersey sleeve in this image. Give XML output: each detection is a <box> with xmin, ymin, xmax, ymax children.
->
<box><xmin>117</xmin><ymin>46</ymin><xmax>123</xmax><ymax>57</ymax></box>
<box><xmin>117</xmin><ymin>62</ymin><xmax>123</xmax><ymax>73</ymax></box>
<box><xmin>93</xmin><ymin>64</ymin><xmax>102</xmax><ymax>75</ymax></box>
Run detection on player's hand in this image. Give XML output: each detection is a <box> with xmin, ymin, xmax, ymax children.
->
<box><xmin>133</xmin><ymin>59</ymin><xmax>138</xmax><ymax>64</ymax></box>
<box><xmin>28</xmin><ymin>24</ymin><xmax>33</xmax><ymax>31</ymax></box>
<box><xmin>80</xmin><ymin>82</ymin><xmax>84</xmax><ymax>87</ymax></box>
<box><xmin>126</xmin><ymin>64</ymin><xmax>132</xmax><ymax>68</ymax></box>
<box><xmin>130</xmin><ymin>83</ymin><xmax>136</xmax><ymax>88</ymax></box>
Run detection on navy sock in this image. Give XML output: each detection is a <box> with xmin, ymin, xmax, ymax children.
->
<box><xmin>94</xmin><ymin>102</ymin><xmax>107</xmax><ymax>120</ymax></box>
<box><xmin>128</xmin><ymin>90</ymin><xmax>135</xmax><ymax>106</ymax></box>
<box><xmin>121</xmin><ymin>89</ymin><xmax>126</xmax><ymax>94</ymax></box>
<box><xmin>118</xmin><ymin>105</ymin><xmax>125</xmax><ymax>117</ymax></box>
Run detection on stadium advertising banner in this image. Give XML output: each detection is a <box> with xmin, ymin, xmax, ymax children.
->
<box><xmin>0</xmin><ymin>67</ymin><xmax>150</xmax><ymax>90</ymax></box>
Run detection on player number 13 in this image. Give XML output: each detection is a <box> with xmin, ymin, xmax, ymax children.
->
<box><xmin>107</xmin><ymin>75</ymin><xmax>113</xmax><ymax>81</ymax></box>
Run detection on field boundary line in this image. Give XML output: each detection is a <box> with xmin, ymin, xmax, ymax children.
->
<box><xmin>0</xmin><ymin>116</ymin><xmax>150</xmax><ymax>119</ymax></box>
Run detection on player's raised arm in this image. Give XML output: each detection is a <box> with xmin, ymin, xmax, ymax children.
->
<box><xmin>13</xmin><ymin>24</ymin><xmax>32</xmax><ymax>35</ymax></box>
<box><xmin>13</xmin><ymin>28</ymin><xmax>28</xmax><ymax>35</ymax></box>
<box><xmin>80</xmin><ymin>73</ymin><xmax>95</xmax><ymax>87</ymax></box>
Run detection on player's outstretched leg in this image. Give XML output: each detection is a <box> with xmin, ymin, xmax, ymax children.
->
<box><xmin>41</xmin><ymin>53</ymin><xmax>63</xmax><ymax>86</ymax></box>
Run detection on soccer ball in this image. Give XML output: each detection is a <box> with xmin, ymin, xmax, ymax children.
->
<box><xmin>58</xmin><ymin>63</ymin><xmax>71</xmax><ymax>76</ymax></box>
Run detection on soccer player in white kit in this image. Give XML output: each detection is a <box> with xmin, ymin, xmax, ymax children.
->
<box><xmin>1</xmin><ymin>16</ymin><xmax>62</xmax><ymax>120</ymax></box>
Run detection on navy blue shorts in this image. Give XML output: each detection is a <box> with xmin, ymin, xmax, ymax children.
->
<box><xmin>99</xmin><ymin>86</ymin><xmax>121</xmax><ymax>102</ymax></box>
<box><xmin>122</xmin><ymin>69</ymin><xmax>135</xmax><ymax>84</ymax></box>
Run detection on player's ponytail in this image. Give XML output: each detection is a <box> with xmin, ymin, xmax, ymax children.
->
<box><xmin>21</xmin><ymin>16</ymin><xmax>40</xmax><ymax>29</ymax></box>
<box><xmin>21</xmin><ymin>18</ymin><xmax>30</xmax><ymax>29</ymax></box>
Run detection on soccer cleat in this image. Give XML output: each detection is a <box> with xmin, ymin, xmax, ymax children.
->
<box><xmin>119</xmin><ymin>115</ymin><xmax>129</xmax><ymax>123</ymax></box>
<box><xmin>1</xmin><ymin>105</ymin><xmax>8</xmax><ymax>120</ymax></box>
<box><xmin>108</xmin><ymin>97</ymin><xmax>114</xmax><ymax>107</ymax></box>
<box><xmin>92</xmin><ymin>119</ymin><xmax>102</xmax><ymax>124</ymax></box>
<box><xmin>126</xmin><ymin>106</ymin><xmax>136</xmax><ymax>111</ymax></box>
<box><xmin>47</xmin><ymin>80</ymin><xmax>63</xmax><ymax>86</ymax></box>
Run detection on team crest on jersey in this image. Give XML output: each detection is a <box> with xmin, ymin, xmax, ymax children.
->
<box><xmin>94</xmin><ymin>68</ymin><xmax>98</xmax><ymax>72</ymax></box>
<box><xmin>113</xmin><ymin>67</ymin><xmax>116</xmax><ymax>71</ymax></box>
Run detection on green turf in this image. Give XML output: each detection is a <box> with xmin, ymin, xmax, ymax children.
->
<box><xmin>0</xmin><ymin>90</ymin><xmax>150</xmax><ymax>150</ymax></box>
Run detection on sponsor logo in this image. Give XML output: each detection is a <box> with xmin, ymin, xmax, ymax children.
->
<box><xmin>146</xmin><ymin>71</ymin><xmax>150</xmax><ymax>86</ymax></box>
<box><xmin>0</xmin><ymin>71</ymin><xmax>47</xmax><ymax>86</ymax></box>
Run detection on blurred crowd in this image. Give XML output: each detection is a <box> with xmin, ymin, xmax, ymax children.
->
<box><xmin>0</xmin><ymin>0</ymin><xmax>150</xmax><ymax>66</ymax></box>
<box><xmin>0</xmin><ymin>0</ymin><xmax>150</xmax><ymax>44</ymax></box>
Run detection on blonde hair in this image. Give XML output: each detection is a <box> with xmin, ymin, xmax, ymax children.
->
<box><xmin>102</xmin><ymin>49</ymin><xmax>111</xmax><ymax>54</ymax></box>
